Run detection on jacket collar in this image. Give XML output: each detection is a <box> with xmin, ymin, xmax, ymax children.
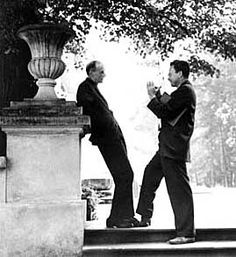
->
<box><xmin>86</xmin><ymin>77</ymin><xmax>97</xmax><ymax>87</ymax></box>
<box><xmin>179</xmin><ymin>79</ymin><xmax>191</xmax><ymax>87</ymax></box>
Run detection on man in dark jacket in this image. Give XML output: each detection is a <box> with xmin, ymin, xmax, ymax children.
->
<box><xmin>136</xmin><ymin>60</ymin><xmax>196</xmax><ymax>244</ymax></box>
<box><xmin>76</xmin><ymin>60</ymin><xmax>137</xmax><ymax>228</ymax></box>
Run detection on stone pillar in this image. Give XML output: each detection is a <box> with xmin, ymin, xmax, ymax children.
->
<box><xmin>0</xmin><ymin>99</ymin><xmax>90</xmax><ymax>257</ymax></box>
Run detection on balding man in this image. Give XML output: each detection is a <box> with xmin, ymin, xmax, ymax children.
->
<box><xmin>76</xmin><ymin>60</ymin><xmax>137</xmax><ymax>228</ymax></box>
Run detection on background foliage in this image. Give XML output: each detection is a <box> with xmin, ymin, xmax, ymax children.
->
<box><xmin>1</xmin><ymin>0</ymin><xmax>236</xmax><ymax>75</ymax></box>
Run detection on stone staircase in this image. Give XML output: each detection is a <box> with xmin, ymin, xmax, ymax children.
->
<box><xmin>83</xmin><ymin>227</ymin><xmax>236</xmax><ymax>257</ymax></box>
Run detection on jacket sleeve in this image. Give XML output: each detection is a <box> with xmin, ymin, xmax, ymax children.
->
<box><xmin>147</xmin><ymin>85</ymin><xmax>195</xmax><ymax>120</ymax></box>
<box><xmin>77</xmin><ymin>86</ymin><xmax>119</xmax><ymax>132</ymax></box>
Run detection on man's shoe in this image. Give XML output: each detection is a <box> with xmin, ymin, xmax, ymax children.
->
<box><xmin>168</xmin><ymin>236</ymin><xmax>195</xmax><ymax>245</ymax></box>
<box><xmin>106</xmin><ymin>219</ymin><xmax>119</xmax><ymax>228</ymax></box>
<box><xmin>123</xmin><ymin>217</ymin><xmax>140</xmax><ymax>227</ymax></box>
<box><xmin>138</xmin><ymin>217</ymin><xmax>151</xmax><ymax>227</ymax></box>
<box><xmin>106</xmin><ymin>217</ymin><xmax>138</xmax><ymax>228</ymax></box>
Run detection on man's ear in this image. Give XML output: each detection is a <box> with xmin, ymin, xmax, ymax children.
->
<box><xmin>89</xmin><ymin>68</ymin><xmax>96</xmax><ymax>76</ymax></box>
<box><xmin>178</xmin><ymin>71</ymin><xmax>183</xmax><ymax>78</ymax></box>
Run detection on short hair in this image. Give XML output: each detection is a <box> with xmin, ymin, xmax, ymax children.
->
<box><xmin>86</xmin><ymin>60</ymin><xmax>100</xmax><ymax>75</ymax></box>
<box><xmin>170</xmin><ymin>60</ymin><xmax>190</xmax><ymax>78</ymax></box>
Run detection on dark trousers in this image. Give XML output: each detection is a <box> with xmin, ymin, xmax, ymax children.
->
<box><xmin>98</xmin><ymin>139</ymin><xmax>134</xmax><ymax>222</ymax></box>
<box><xmin>136</xmin><ymin>151</ymin><xmax>195</xmax><ymax>237</ymax></box>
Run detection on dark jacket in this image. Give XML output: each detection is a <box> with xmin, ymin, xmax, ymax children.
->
<box><xmin>147</xmin><ymin>80</ymin><xmax>196</xmax><ymax>161</ymax></box>
<box><xmin>76</xmin><ymin>78</ymin><xmax>124</xmax><ymax>145</ymax></box>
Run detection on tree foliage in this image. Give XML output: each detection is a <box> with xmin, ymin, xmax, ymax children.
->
<box><xmin>190</xmin><ymin>61</ymin><xmax>236</xmax><ymax>187</ymax></box>
<box><xmin>0</xmin><ymin>0</ymin><xmax>39</xmax><ymax>107</ymax></box>
<box><xmin>0</xmin><ymin>0</ymin><xmax>41</xmax><ymax>54</ymax></box>
<box><xmin>1</xmin><ymin>0</ymin><xmax>236</xmax><ymax>76</ymax></box>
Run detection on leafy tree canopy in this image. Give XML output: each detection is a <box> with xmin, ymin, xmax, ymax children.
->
<box><xmin>1</xmin><ymin>0</ymin><xmax>236</xmax><ymax>76</ymax></box>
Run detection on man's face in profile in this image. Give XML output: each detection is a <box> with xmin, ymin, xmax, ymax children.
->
<box><xmin>91</xmin><ymin>63</ymin><xmax>106</xmax><ymax>84</ymax></box>
<box><xmin>168</xmin><ymin>65</ymin><xmax>181</xmax><ymax>87</ymax></box>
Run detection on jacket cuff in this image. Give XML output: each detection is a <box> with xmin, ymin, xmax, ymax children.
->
<box><xmin>147</xmin><ymin>97</ymin><xmax>160</xmax><ymax>110</ymax></box>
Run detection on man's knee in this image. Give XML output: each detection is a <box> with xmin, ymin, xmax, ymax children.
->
<box><xmin>115</xmin><ymin>169</ymin><xmax>133</xmax><ymax>185</ymax></box>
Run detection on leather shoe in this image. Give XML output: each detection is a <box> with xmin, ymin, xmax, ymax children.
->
<box><xmin>137</xmin><ymin>217</ymin><xmax>151</xmax><ymax>227</ymax></box>
<box><xmin>106</xmin><ymin>217</ymin><xmax>139</xmax><ymax>228</ymax></box>
<box><xmin>168</xmin><ymin>236</ymin><xmax>195</xmax><ymax>244</ymax></box>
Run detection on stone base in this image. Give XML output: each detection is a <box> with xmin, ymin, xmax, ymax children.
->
<box><xmin>0</xmin><ymin>200</ymin><xmax>85</xmax><ymax>257</ymax></box>
<box><xmin>4</xmin><ymin>127</ymin><xmax>83</xmax><ymax>202</ymax></box>
<box><xmin>0</xmin><ymin>100</ymin><xmax>90</xmax><ymax>256</ymax></box>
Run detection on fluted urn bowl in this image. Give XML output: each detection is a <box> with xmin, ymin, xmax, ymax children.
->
<box><xmin>17</xmin><ymin>23</ymin><xmax>75</xmax><ymax>100</ymax></box>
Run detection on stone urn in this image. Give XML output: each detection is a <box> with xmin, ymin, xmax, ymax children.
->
<box><xmin>17</xmin><ymin>23</ymin><xmax>75</xmax><ymax>100</ymax></box>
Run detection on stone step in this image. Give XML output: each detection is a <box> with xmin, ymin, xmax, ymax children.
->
<box><xmin>83</xmin><ymin>241</ymin><xmax>236</xmax><ymax>257</ymax></box>
<box><xmin>84</xmin><ymin>228</ymin><xmax>236</xmax><ymax>245</ymax></box>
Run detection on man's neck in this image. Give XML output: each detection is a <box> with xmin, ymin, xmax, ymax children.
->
<box><xmin>87</xmin><ymin>77</ymin><xmax>97</xmax><ymax>85</ymax></box>
<box><xmin>177</xmin><ymin>78</ymin><xmax>188</xmax><ymax>87</ymax></box>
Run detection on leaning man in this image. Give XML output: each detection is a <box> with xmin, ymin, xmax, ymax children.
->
<box><xmin>76</xmin><ymin>60</ymin><xmax>137</xmax><ymax>228</ymax></box>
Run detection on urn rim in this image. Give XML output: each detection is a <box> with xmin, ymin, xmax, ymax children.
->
<box><xmin>17</xmin><ymin>23</ymin><xmax>75</xmax><ymax>39</ymax></box>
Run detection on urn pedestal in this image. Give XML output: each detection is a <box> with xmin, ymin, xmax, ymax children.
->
<box><xmin>0</xmin><ymin>100</ymin><xmax>90</xmax><ymax>256</ymax></box>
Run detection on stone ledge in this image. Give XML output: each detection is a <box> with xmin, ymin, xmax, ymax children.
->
<box><xmin>84</xmin><ymin>227</ymin><xmax>236</xmax><ymax>245</ymax></box>
<box><xmin>10</xmin><ymin>99</ymin><xmax>68</xmax><ymax>107</ymax></box>
<box><xmin>83</xmin><ymin>241</ymin><xmax>236</xmax><ymax>257</ymax></box>
<box><xmin>1</xmin><ymin>100</ymin><xmax>83</xmax><ymax>117</ymax></box>
<box><xmin>0</xmin><ymin>100</ymin><xmax>90</xmax><ymax>129</ymax></box>
<box><xmin>0</xmin><ymin>115</ymin><xmax>90</xmax><ymax>127</ymax></box>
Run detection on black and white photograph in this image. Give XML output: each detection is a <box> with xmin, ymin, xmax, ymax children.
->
<box><xmin>0</xmin><ymin>0</ymin><xmax>236</xmax><ymax>256</ymax></box>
